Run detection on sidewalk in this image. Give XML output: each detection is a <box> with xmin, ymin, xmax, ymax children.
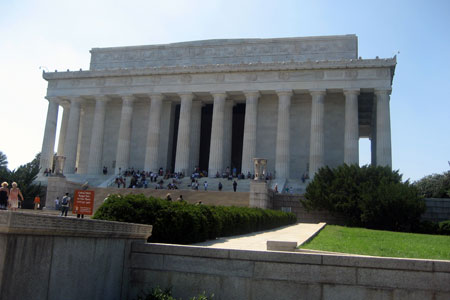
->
<box><xmin>194</xmin><ymin>222</ymin><xmax>326</xmax><ymax>251</ymax></box>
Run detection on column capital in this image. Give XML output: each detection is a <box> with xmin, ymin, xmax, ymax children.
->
<box><xmin>45</xmin><ymin>96</ymin><xmax>60</xmax><ymax>103</ymax></box>
<box><xmin>68</xmin><ymin>96</ymin><xmax>84</xmax><ymax>105</ymax></box>
<box><xmin>310</xmin><ymin>89</ymin><xmax>327</xmax><ymax>96</ymax></box>
<box><xmin>211</xmin><ymin>92</ymin><xmax>227</xmax><ymax>100</ymax></box>
<box><xmin>120</xmin><ymin>94</ymin><xmax>135</xmax><ymax>101</ymax></box>
<box><xmin>95</xmin><ymin>95</ymin><xmax>111</xmax><ymax>103</ymax></box>
<box><xmin>243</xmin><ymin>90</ymin><xmax>260</xmax><ymax>98</ymax></box>
<box><xmin>374</xmin><ymin>88</ymin><xmax>392</xmax><ymax>97</ymax></box>
<box><xmin>148</xmin><ymin>93</ymin><xmax>164</xmax><ymax>101</ymax></box>
<box><xmin>178</xmin><ymin>93</ymin><xmax>194</xmax><ymax>101</ymax></box>
<box><xmin>343</xmin><ymin>89</ymin><xmax>360</xmax><ymax>97</ymax></box>
<box><xmin>275</xmin><ymin>90</ymin><xmax>293</xmax><ymax>97</ymax></box>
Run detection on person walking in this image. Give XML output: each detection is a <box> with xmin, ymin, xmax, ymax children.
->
<box><xmin>233</xmin><ymin>180</ymin><xmax>237</xmax><ymax>192</ymax></box>
<box><xmin>33</xmin><ymin>195</ymin><xmax>41</xmax><ymax>210</ymax></box>
<box><xmin>0</xmin><ymin>182</ymin><xmax>9</xmax><ymax>210</ymax></box>
<box><xmin>9</xmin><ymin>182</ymin><xmax>24</xmax><ymax>211</ymax></box>
<box><xmin>60</xmin><ymin>193</ymin><xmax>70</xmax><ymax>217</ymax></box>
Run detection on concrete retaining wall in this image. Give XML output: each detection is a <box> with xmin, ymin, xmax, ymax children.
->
<box><xmin>0</xmin><ymin>211</ymin><xmax>152</xmax><ymax>300</ymax></box>
<box><xmin>422</xmin><ymin>198</ymin><xmax>450</xmax><ymax>222</ymax></box>
<box><xmin>128</xmin><ymin>243</ymin><xmax>450</xmax><ymax>300</ymax></box>
<box><xmin>273</xmin><ymin>194</ymin><xmax>345</xmax><ymax>224</ymax></box>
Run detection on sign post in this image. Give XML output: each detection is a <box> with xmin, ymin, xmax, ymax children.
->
<box><xmin>73</xmin><ymin>190</ymin><xmax>95</xmax><ymax>216</ymax></box>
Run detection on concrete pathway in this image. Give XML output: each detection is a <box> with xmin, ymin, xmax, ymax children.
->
<box><xmin>194</xmin><ymin>222</ymin><xmax>326</xmax><ymax>251</ymax></box>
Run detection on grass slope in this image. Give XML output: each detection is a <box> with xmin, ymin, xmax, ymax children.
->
<box><xmin>300</xmin><ymin>225</ymin><xmax>450</xmax><ymax>260</ymax></box>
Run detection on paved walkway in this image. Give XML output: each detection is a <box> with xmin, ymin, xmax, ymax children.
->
<box><xmin>194</xmin><ymin>222</ymin><xmax>326</xmax><ymax>251</ymax></box>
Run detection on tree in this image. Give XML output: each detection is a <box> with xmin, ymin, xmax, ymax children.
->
<box><xmin>414</xmin><ymin>171</ymin><xmax>450</xmax><ymax>198</ymax></box>
<box><xmin>302</xmin><ymin>164</ymin><xmax>425</xmax><ymax>231</ymax></box>
<box><xmin>0</xmin><ymin>151</ymin><xmax>7</xmax><ymax>169</ymax></box>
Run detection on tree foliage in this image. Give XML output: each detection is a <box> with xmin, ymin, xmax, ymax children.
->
<box><xmin>302</xmin><ymin>164</ymin><xmax>425</xmax><ymax>231</ymax></box>
<box><xmin>414</xmin><ymin>171</ymin><xmax>450</xmax><ymax>198</ymax></box>
<box><xmin>0</xmin><ymin>151</ymin><xmax>45</xmax><ymax>208</ymax></box>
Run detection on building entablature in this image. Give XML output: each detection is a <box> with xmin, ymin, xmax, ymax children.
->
<box><xmin>43</xmin><ymin>61</ymin><xmax>395</xmax><ymax>99</ymax></box>
<box><xmin>43</xmin><ymin>57</ymin><xmax>396</xmax><ymax>80</ymax></box>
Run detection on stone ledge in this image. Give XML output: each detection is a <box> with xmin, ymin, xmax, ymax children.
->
<box><xmin>0</xmin><ymin>211</ymin><xmax>152</xmax><ymax>240</ymax></box>
<box><xmin>134</xmin><ymin>242</ymin><xmax>450</xmax><ymax>272</ymax></box>
<box><xmin>266</xmin><ymin>240</ymin><xmax>298</xmax><ymax>251</ymax></box>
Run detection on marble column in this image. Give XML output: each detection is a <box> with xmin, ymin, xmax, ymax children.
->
<box><xmin>375</xmin><ymin>89</ymin><xmax>392</xmax><ymax>167</ymax></box>
<box><xmin>115</xmin><ymin>95</ymin><xmax>135</xmax><ymax>174</ymax></box>
<box><xmin>144</xmin><ymin>94</ymin><xmax>163</xmax><ymax>172</ymax></box>
<box><xmin>275</xmin><ymin>90</ymin><xmax>293</xmax><ymax>179</ymax></box>
<box><xmin>57</xmin><ymin>102</ymin><xmax>70</xmax><ymax>156</ymax></box>
<box><xmin>344</xmin><ymin>89</ymin><xmax>360</xmax><ymax>165</ymax></box>
<box><xmin>174</xmin><ymin>93</ymin><xmax>194</xmax><ymax>174</ymax></box>
<box><xmin>63</xmin><ymin>97</ymin><xmax>82</xmax><ymax>174</ymax></box>
<box><xmin>241</xmin><ymin>91</ymin><xmax>259</xmax><ymax>175</ymax></box>
<box><xmin>87</xmin><ymin>96</ymin><xmax>109</xmax><ymax>174</ymax></box>
<box><xmin>189</xmin><ymin>100</ymin><xmax>203</xmax><ymax>173</ymax></box>
<box><xmin>309</xmin><ymin>90</ymin><xmax>326</xmax><ymax>177</ymax></box>
<box><xmin>40</xmin><ymin>97</ymin><xmax>59</xmax><ymax>173</ymax></box>
<box><xmin>208</xmin><ymin>92</ymin><xmax>227</xmax><ymax>177</ymax></box>
<box><xmin>223</xmin><ymin>100</ymin><xmax>234</xmax><ymax>171</ymax></box>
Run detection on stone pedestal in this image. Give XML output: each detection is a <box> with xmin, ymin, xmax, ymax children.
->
<box><xmin>249</xmin><ymin>181</ymin><xmax>271</xmax><ymax>209</ymax></box>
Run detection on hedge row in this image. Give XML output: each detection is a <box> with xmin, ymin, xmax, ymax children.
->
<box><xmin>412</xmin><ymin>220</ymin><xmax>450</xmax><ymax>235</ymax></box>
<box><xmin>93</xmin><ymin>194</ymin><xmax>297</xmax><ymax>244</ymax></box>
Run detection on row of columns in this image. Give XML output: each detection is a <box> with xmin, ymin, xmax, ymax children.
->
<box><xmin>40</xmin><ymin>88</ymin><xmax>392</xmax><ymax>178</ymax></box>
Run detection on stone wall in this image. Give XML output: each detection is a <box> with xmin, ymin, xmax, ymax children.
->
<box><xmin>0</xmin><ymin>211</ymin><xmax>152</xmax><ymax>300</ymax></box>
<box><xmin>128</xmin><ymin>242</ymin><xmax>450</xmax><ymax>300</ymax></box>
<box><xmin>422</xmin><ymin>198</ymin><xmax>450</xmax><ymax>222</ymax></box>
<box><xmin>273</xmin><ymin>194</ymin><xmax>345</xmax><ymax>224</ymax></box>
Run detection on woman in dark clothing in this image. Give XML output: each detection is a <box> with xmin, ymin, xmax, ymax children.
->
<box><xmin>0</xmin><ymin>182</ymin><xmax>10</xmax><ymax>210</ymax></box>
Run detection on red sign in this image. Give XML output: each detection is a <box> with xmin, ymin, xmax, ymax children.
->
<box><xmin>73</xmin><ymin>190</ymin><xmax>95</xmax><ymax>215</ymax></box>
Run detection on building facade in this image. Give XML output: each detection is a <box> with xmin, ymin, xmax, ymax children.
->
<box><xmin>40</xmin><ymin>35</ymin><xmax>396</xmax><ymax>179</ymax></box>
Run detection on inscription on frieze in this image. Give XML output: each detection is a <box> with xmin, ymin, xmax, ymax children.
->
<box><xmin>90</xmin><ymin>36</ymin><xmax>357</xmax><ymax>70</ymax></box>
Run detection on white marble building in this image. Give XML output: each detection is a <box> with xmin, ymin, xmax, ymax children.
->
<box><xmin>40</xmin><ymin>35</ymin><xmax>396</xmax><ymax>179</ymax></box>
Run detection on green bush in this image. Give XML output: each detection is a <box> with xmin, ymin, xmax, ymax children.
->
<box><xmin>136</xmin><ymin>287</ymin><xmax>213</xmax><ymax>300</ymax></box>
<box><xmin>94</xmin><ymin>194</ymin><xmax>296</xmax><ymax>244</ymax></box>
<box><xmin>438</xmin><ymin>220</ymin><xmax>450</xmax><ymax>235</ymax></box>
<box><xmin>302</xmin><ymin>164</ymin><xmax>425</xmax><ymax>231</ymax></box>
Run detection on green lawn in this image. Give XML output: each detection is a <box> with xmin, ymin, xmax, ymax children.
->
<box><xmin>300</xmin><ymin>225</ymin><xmax>450</xmax><ymax>260</ymax></box>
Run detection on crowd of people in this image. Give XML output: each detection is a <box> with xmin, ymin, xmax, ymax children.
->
<box><xmin>114</xmin><ymin>166</ymin><xmax>255</xmax><ymax>192</ymax></box>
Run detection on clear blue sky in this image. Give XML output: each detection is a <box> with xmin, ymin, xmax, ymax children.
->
<box><xmin>0</xmin><ymin>0</ymin><xmax>449</xmax><ymax>181</ymax></box>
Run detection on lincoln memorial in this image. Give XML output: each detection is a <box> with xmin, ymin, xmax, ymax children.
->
<box><xmin>39</xmin><ymin>34</ymin><xmax>396</xmax><ymax>180</ymax></box>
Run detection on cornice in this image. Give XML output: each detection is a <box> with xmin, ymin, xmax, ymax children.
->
<box><xmin>42</xmin><ymin>57</ymin><xmax>397</xmax><ymax>81</ymax></box>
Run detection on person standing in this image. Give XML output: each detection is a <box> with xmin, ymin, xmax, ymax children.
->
<box><xmin>233</xmin><ymin>180</ymin><xmax>237</xmax><ymax>192</ymax></box>
<box><xmin>60</xmin><ymin>193</ymin><xmax>70</xmax><ymax>217</ymax></box>
<box><xmin>9</xmin><ymin>182</ymin><xmax>24</xmax><ymax>211</ymax></box>
<box><xmin>55</xmin><ymin>197</ymin><xmax>60</xmax><ymax>210</ymax></box>
<box><xmin>218</xmin><ymin>182</ymin><xmax>223</xmax><ymax>191</ymax></box>
<box><xmin>0</xmin><ymin>182</ymin><xmax>9</xmax><ymax>210</ymax></box>
<box><xmin>33</xmin><ymin>195</ymin><xmax>41</xmax><ymax>210</ymax></box>
<box><xmin>204</xmin><ymin>181</ymin><xmax>208</xmax><ymax>191</ymax></box>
